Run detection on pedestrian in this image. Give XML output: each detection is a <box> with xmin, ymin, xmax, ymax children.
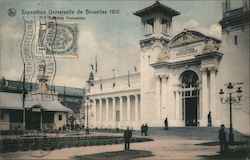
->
<box><xmin>219</xmin><ymin>124</ymin><xmax>227</xmax><ymax>153</ymax></box>
<box><xmin>208</xmin><ymin>111</ymin><xmax>212</xmax><ymax>126</ymax></box>
<box><xmin>141</xmin><ymin>124</ymin><xmax>144</xmax><ymax>136</ymax></box>
<box><xmin>124</xmin><ymin>126</ymin><xmax>132</xmax><ymax>150</ymax></box>
<box><xmin>164</xmin><ymin>117</ymin><xmax>168</xmax><ymax>130</ymax></box>
<box><xmin>144</xmin><ymin>123</ymin><xmax>148</xmax><ymax>136</ymax></box>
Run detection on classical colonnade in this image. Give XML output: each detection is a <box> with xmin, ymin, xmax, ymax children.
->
<box><xmin>90</xmin><ymin>94</ymin><xmax>141</xmax><ymax>128</ymax></box>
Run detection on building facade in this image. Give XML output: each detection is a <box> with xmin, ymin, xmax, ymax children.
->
<box><xmin>218</xmin><ymin>0</ymin><xmax>249</xmax><ymax>135</ymax></box>
<box><xmin>86</xmin><ymin>1</ymin><xmax>249</xmax><ymax>135</ymax></box>
<box><xmin>0</xmin><ymin>65</ymin><xmax>75</xmax><ymax>130</ymax></box>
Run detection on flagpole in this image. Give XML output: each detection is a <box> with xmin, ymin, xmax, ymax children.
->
<box><xmin>95</xmin><ymin>55</ymin><xmax>97</xmax><ymax>74</ymax></box>
<box><xmin>128</xmin><ymin>70</ymin><xmax>130</xmax><ymax>87</ymax></box>
<box><xmin>22</xmin><ymin>63</ymin><xmax>26</xmax><ymax>130</ymax></box>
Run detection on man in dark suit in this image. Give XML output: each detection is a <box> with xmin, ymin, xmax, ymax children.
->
<box><xmin>219</xmin><ymin>124</ymin><xmax>227</xmax><ymax>153</ymax></box>
<box><xmin>141</xmin><ymin>124</ymin><xmax>144</xmax><ymax>136</ymax></box>
<box><xmin>124</xmin><ymin>126</ymin><xmax>132</xmax><ymax>150</ymax></box>
<box><xmin>164</xmin><ymin>117</ymin><xmax>168</xmax><ymax>130</ymax></box>
<box><xmin>144</xmin><ymin>124</ymin><xmax>148</xmax><ymax>136</ymax></box>
<box><xmin>208</xmin><ymin>111</ymin><xmax>212</xmax><ymax>126</ymax></box>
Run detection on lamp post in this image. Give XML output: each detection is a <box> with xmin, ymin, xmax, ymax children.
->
<box><xmin>84</xmin><ymin>97</ymin><xmax>93</xmax><ymax>134</ymax></box>
<box><xmin>219</xmin><ymin>82</ymin><xmax>242</xmax><ymax>144</ymax></box>
<box><xmin>84</xmin><ymin>65</ymin><xmax>95</xmax><ymax>134</ymax></box>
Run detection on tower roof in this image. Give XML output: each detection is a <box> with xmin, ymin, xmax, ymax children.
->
<box><xmin>133</xmin><ymin>1</ymin><xmax>180</xmax><ymax>17</ymax></box>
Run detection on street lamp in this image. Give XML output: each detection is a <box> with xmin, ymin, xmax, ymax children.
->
<box><xmin>219</xmin><ymin>82</ymin><xmax>242</xmax><ymax>144</ymax></box>
<box><xmin>84</xmin><ymin>97</ymin><xmax>93</xmax><ymax>134</ymax></box>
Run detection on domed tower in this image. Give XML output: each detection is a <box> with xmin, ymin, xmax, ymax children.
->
<box><xmin>133</xmin><ymin>1</ymin><xmax>180</xmax><ymax>125</ymax></box>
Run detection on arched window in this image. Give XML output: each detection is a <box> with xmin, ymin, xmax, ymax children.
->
<box><xmin>180</xmin><ymin>70</ymin><xmax>199</xmax><ymax>88</ymax></box>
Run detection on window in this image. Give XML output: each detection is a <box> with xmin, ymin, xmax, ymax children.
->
<box><xmin>234</xmin><ymin>35</ymin><xmax>238</xmax><ymax>45</ymax></box>
<box><xmin>230</xmin><ymin>0</ymin><xmax>243</xmax><ymax>10</ymax></box>
<box><xmin>185</xmin><ymin>91</ymin><xmax>190</xmax><ymax>97</ymax></box>
<box><xmin>58</xmin><ymin>115</ymin><xmax>62</xmax><ymax>121</ymax></box>
<box><xmin>116</xmin><ymin>111</ymin><xmax>120</xmax><ymax>122</ymax></box>
<box><xmin>161</xmin><ymin>18</ymin><xmax>168</xmax><ymax>34</ymax></box>
<box><xmin>43</xmin><ymin>112</ymin><xmax>54</xmax><ymax>123</ymax></box>
<box><xmin>192</xmin><ymin>90</ymin><xmax>198</xmax><ymax>96</ymax></box>
<box><xmin>144</xmin><ymin>18</ymin><xmax>154</xmax><ymax>34</ymax></box>
<box><xmin>0</xmin><ymin>112</ymin><xmax>4</xmax><ymax>120</ymax></box>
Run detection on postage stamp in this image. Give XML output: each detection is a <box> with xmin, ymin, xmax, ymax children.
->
<box><xmin>37</xmin><ymin>21</ymin><xmax>78</xmax><ymax>58</ymax></box>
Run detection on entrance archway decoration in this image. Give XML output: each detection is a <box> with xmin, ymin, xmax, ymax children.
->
<box><xmin>179</xmin><ymin>70</ymin><xmax>199</xmax><ymax>126</ymax></box>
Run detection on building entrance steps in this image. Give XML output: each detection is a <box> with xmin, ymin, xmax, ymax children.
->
<box><xmin>133</xmin><ymin>127</ymin><xmax>248</xmax><ymax>141</ymax></box>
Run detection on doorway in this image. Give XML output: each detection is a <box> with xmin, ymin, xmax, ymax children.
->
<box><xmin>185</xmin><ymin>97</ymin><xmax>197</xmax><ymax>126</ymax></box>
<box><xmin>26</xmin><ymin>111</ymin><xmax>41</xmax><ymax>130</ymax></box>
<box><xmin>179</xmin><ymin>70</ymin><xmax>199</xmax><ymax>127</ymax></box>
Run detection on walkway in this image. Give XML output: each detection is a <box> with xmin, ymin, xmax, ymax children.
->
<box><xmin>0</xmin><ymin>127</ymin><xmax>248</xmax><ymax>160</ymax></box>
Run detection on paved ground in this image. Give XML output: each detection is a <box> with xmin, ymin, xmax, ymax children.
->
<box><xmin>0</xmin><ymin>127</ymin><xmax>248</xmax><ymax>160</ymax></box>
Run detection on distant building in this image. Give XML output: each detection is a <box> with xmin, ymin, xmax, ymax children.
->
<box><xmin>0</xmin><ymin>65</ymin><xmax>83</xmax><ymax>130</ymax></box>
<box><xmin>86</xmin><ymin>1</ymin><xmax>249</xmax><ymax>135</ymax></box>
<box><xmin>0</xmin><ymin>92</ymin><xmax>72</xmax><ymax>130</ymax></box>
<box><xmin>0</xmin><ymin>78</ymin><xmax>84</xmax><ymax>113</ymax></box>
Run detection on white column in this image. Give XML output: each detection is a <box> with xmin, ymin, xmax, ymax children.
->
<box><xmin>112</xmin><ymin>97</ymin><xmax>116</xmax><ymax>127</ymax></box>
<box><xmin>127</xmin><ymin>95</ymin><xmax>131</xmax><ymax>126</ymax></box>
<box><xmin>210</xmin><ymin>68</ymin><xmax>217</xmax><ymax>124</ymax></box>
<box><xmin>106</xmin><ymin>98</ymin><xmax>109</xmax><ymax>127</ymax></box>
<box><xmin>201</xmin><ymin>69</ymin><xmax>208</xmax><ymax>126</ymax></box>
<box><xmin>119</xmin><ymin>96</ymin><xmax>123</xmax><ymax>126</ymax></box>
<box><xmin>85</xmin><ymin>105</ymin><xmax>87</xmax><ymax>127</ymax></box>
<box><xmin>155</xmin><ymin>76</ymin><xmax>161</xmax><ymax>121</ymax></box>
<box><xmin>175</xmin><ymin>91</ymin><xmax>180</xmax><ymax>121</ymax></box>
<box><xmin>99</xmin><ymin>98</ymin><xmax>102</xmax><ymax>127</ymax></box>
<box><xmin>93</xmin><ymin>99</ymin><xmax>97</xmax><ymax>126</ymax></box>
<box><xmin>161</xmin><ymin>75</ymin><xmax>167</xmax><ymax>119</ymax></box>
<box><xmin>135</xmin><ymin>95</ymin><xmax>138</xmax><ymax>122</ymax></box>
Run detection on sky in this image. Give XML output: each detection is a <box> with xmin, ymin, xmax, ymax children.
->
<box><xmin>0</xmin><ymin>0</ymin><xmax>222</xmax><ymax>88</ymax></box>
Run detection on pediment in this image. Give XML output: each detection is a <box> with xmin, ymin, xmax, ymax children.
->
<box><xmin>168</xmin><ymin>29</ymin><xmax>220</xmax><ymax>48</ymax></box>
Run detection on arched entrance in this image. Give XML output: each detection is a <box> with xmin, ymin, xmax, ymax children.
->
<box><xmin>180</xmin><ymin>70</ymin><xmax>199</xmax><ymax>126</ymax></box>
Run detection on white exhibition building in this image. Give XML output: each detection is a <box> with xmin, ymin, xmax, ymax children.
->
<box><xmin>86</xmin><ymin>0</ymin><xmax>249</xmax><ymax>135</ymax></box>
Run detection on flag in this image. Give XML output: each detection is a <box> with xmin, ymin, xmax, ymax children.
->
<box><xmin>90</xmin><ymin>64</ymin><xmax>94</xmax><ymax>71</ymax></box>
<box><xmin>134</xmin><ymin>66</ymin><xmax>137</xmax><ymax>72</ymax></box>
<box><xmin>112</xmin><ymin>69</ymin><xmax>115</xmax><ymax>88</ymax></box>
<box><xmin>100</xmin><ymin>76</ymin><xmax>103</xmax><ymax>90</ymax></box>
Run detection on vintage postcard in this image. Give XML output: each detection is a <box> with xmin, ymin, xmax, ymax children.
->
<box><xmin>0</xmin><ymin>0</ymin><xmax>249</xmax><ymax>159</ymax></box>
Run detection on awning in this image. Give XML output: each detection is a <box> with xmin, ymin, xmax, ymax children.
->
<box><xmin>0</xmin><ymin>92</ymin><xmax>72</xmax><ymax>112</ymax></box>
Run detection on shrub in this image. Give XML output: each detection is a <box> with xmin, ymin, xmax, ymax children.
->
<box><xmin>0</xmin><ymin>136</ymin><xmax>153</xmax><ymax>153</ymax></box>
